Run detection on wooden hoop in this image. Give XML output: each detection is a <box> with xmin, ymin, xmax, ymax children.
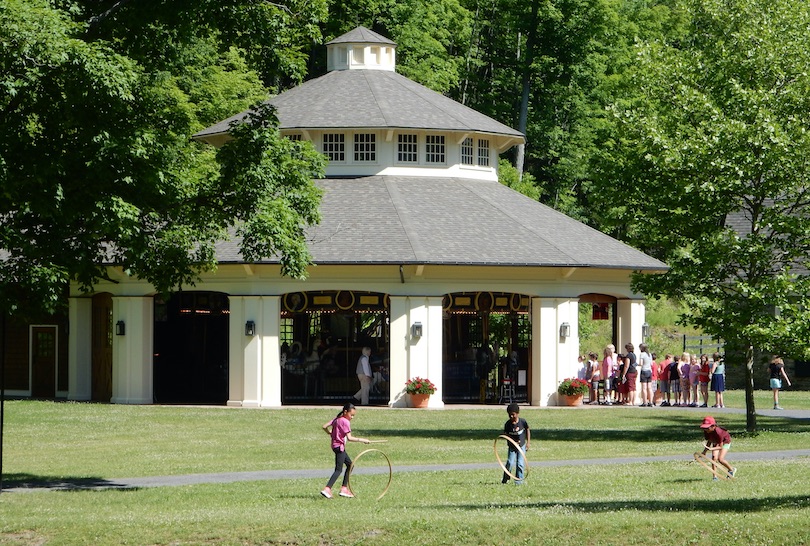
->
<box><xmin>493</xmin><ymin>435</ymin><xmax>529</xmax><ymax>482</ymax></box>
<box><xmin>347</xmin><ymin>449</ymin><xmax>393</xmax><ymax>500</ymax></box>
<box><xmin>693</xmin><ymin>452</ymin><xmax>733</xmax><ymax>480</ymax></box>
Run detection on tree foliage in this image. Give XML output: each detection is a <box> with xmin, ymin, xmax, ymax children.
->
<box><xmin>591</xmin><ymin>0</ymin><xmax>810</xmax><ymax>429</ymax></box>
<box><xmin>0</xmin><ymin>0</ymin><xmax>326</xmax><ymax>314</ymax></box>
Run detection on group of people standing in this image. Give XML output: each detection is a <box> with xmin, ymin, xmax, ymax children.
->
<box><xmin>584</xmin><ymin>345</ymin><xmax>731</xmax><ymax>408</ymax></box>
<box><xmin>585</xmin><ymin>346</ymin><xmax>793</xmax><ymax>409</ymax></box>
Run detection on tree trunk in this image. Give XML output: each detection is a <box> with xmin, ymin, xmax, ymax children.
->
<box><xmin>514</xmin><ymin>0</ymin><xmax>541</xmax><ymax>180</ymax></box>
<box><xmin>744</xmin><ymin>344</ymin><xmax>757</xmax><ymax>432</ymax></box>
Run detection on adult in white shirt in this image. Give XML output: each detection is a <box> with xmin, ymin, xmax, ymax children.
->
<box><xmin>354</xmin><ymin>347</ymin><xmax>373</xmax><ymax>405</ymax></box>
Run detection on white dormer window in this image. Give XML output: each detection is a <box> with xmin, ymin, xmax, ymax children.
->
<box><xmin>477</xmin><ymin>139</ymin><xmax>490</xmax><ymax>167</ymax></box>
<box><xmin>461</xmin><ymin>137</ymin><xmax>474</xmax><ymax>165</ymax></box>
<box><xmin>323</xmin><ymin>133</ymin><xmax>345</xmax><ymax>162</ymax></box>
<box><xmin>354</xmin><ymin>133</ymin><xmax>376</xmax><ymax>162</ymax></box>
<box><xmin>398</xmin><ymin>134</ymin><xmax>418</xmax><ymax>163</ymax></box>
<box><xmin>425</xmin><ymin>135</ymin><xmax>445</xmax><ymax>164</ymax></box>
<box><xmin>352</xmin><ymin>47</ymin><xmax>365</xmax><ymax>64</ymax></box>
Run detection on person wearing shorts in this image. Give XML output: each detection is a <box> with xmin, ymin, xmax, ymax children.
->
<box><xmin>711</xmin><ymin>353</ymin><xmax>726</xmax><ymax>408</ymax></box>
<box><xmin>669</xmin><ymin>355</ymin><xmax>682</xmax><ymax>405</ymax></box>
<box><xmin>601</xmin><ymin>345</ymin><xmax>614</xmax><ymax>405</ymax></box>
<box><xmin>679</xmin><ymin>353</ymin><xmax>692</xmax><ymax>406</ymax></box>
<box><xmin>658</xmin><ymin>354</ymin><xmax>673</xmax><ymax>406</ymax></box>
<box><xmin>769</xmin><ymin>355</ymin><xmax>791</xmax><ymax>410</ymax></box>
<box><xmin>638</xmin><ymin>343</ymin><xmax>653</xmax><ymax>407</ymax></box>
<box><xmin>699</xmin><ymin>415</ymin><xmax>735</xmax><ymax>479</ymax></box>
<box><xmin>698</xmin><ymin>354</ymin><xmax>710</xmax><ymax>407</ymax></box>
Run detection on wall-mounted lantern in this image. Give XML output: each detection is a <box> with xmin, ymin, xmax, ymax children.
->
<box><xmin>115</xmin><ymin>320</ymin><xmax>125</xmax><ymax>336</ymax></box>
<box><xmin>559</xmin><ymin>322</ymin><xmax>571</xmax><ymax>338</ymax></box>
<box><xmin>411</xmin><ymin>321</ymin><xmax>423</xmax><ymax>338</ymax></box>
<box><xmin>245</xmin><ymin>320</ymin><xmax>256</xmax><ymax>337</ymax></box>
<box><xmin>642</xmin><ymin>322</ymin><xmax>651</xmax><ymax>340</ymax></box>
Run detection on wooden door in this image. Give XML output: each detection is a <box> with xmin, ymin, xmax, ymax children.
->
<box><xmin>31</xmin><ymin>326</ymin><xmax>57</xmax><ymax>398</ymax></box>
<box><xmin>92</xmin><ymin>293</ymin><xmax>113</xmax><ymax>402</ymax></box>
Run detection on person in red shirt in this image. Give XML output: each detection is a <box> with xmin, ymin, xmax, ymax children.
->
<box><xmin>699</xmin><ymin>416</ymin><xmax>736</xmax><ymax>479</ymax></box>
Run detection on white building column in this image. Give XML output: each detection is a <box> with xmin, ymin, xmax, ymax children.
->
<box><xmin>68</xmin><ymin>297</ymin><xmax>92</xmax><ymax>401</ymax></box>
<box><xmin>111</xmin><ymin>296</ymin><xmax>153</xmax><ymax>404</ymax></box>
<box><xmin>228</xmin><ymin>296</ymin><xmax>281</xmax><ymax>407</ymax></box>
<box><xmin>530</xmin><ymin>297</ymin><xmax>579</xmax><ymax>406</ymax></box>
<box><xmin>259</xmin><ymin>297</ymin><xmax>281</xmax><ymax>407</ymax></box>
<box><xmin>616</xmin><ymin>299</ymin><xmax>646</xmax><ymax>352</ymax></box>
<box><xmin>388</xmin><ymin>296</ymin><xmax>444</xmax><ymax>408</ymax></box>
<box><xmin>233</xmin><ymin>296</ymin><xmax>260</xmax><ymax>407</ymax></box>
<box><xmin>228</xmin><ymin>296</ymin><xmax>247</xmax><ymax>405</ymax></box>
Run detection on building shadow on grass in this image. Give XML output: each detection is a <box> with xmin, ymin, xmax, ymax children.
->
<box><xmin>2</xmin><ymin>473</ymin><xmax>142</xmax><ymax>492</ymax></box>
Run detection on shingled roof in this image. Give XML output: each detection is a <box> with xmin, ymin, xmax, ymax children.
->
<box><xmin>193</xmin><ymin>69</ymin><xmax>523</xmax><ymax>142</ymax></box>
<box><xmin>215</xmin><ymin>176</ymin><xmax>667</xmax><ymax>271</ymax></box>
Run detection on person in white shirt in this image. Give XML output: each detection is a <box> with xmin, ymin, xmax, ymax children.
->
<box><xmin>353</xmin><ymin>347</ymin><xmax>373</xmax><ymax>405</ymax></box>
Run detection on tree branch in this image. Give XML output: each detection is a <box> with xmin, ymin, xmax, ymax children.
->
<box><xmin>86</xmin><ymin>0</ymin><xmax>134</xmax><ymax>33</ymax></box>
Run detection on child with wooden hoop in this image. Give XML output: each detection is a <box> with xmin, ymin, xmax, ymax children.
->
<box><xmin>699</xmin><ymin>416</ymin><xmax>736</xmax><ymax>480</ymax></box>
<box><xmin>321</xmin><ymin>403</ymin><xmax>370</xmax><ymax>499</ymax></box>
<box><xmin>501</xmin><ymin>403</ymin><xmax>530</xmax><ymax>485</ymax></box>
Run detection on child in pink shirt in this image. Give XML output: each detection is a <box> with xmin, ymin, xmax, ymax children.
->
<box><xmin>320</xmin><ymin>403</ymin><xmax>370</xmax><ymax>499</ymax></box>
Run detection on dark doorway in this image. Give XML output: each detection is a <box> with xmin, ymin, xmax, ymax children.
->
<box><xmin>31</xmin><ymin>326</ymin><xmax>57</xmax><ymax>398</ymax></box>
<box><xmin>153</xmin><ymin>292</ymin><xmax>229</xmax><ymax>404</ymax></box>
<box><xmin>91</xmin><ymin>293</ymin><xmax>113</xmax><ymax>402</ymax></box>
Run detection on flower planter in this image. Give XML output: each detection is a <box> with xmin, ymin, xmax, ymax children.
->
<box><xmin>409</xmin><ymin>393</ymin><xmax>430</xmax><ymax>408</ymax></box>
<box><xmin>560</xmin><ymin>394</ymin><xmax>584</xmax><ymax>406</ymax></box>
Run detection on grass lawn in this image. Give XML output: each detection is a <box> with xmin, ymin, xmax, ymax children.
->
<box><xmin>1</xmin><ymin>392</ymin><xmax>809</xmax><ymax>545</ymax></box>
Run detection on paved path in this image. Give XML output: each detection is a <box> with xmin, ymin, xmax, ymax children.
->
<box><xmin>4</xmin><ymin>407</ymin><xmax>808</xmax><ymax>493</ymax></box>
<box><xmin>6</xmin><ymin>450</ymin><xmax>810</xmax><ymax>494</ymax></box>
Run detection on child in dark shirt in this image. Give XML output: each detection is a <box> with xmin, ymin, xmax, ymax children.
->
<box><xmin>501</xmin><ymin>403</ymin><xmax>530</xmax><ymax>485</ymax></box>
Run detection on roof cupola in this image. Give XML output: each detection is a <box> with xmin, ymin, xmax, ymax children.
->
<box><xmin>326</xmin><ymin>26</ymin><xmax>397</xmax><ymax>72</ymax></box>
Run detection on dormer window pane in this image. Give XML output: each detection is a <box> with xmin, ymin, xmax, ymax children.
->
<box><xmin>425</xmin><ymin>135</ymin><xmax>445</xmax><ymax>164</ymax></box>
<box><xmin>477</xmin><ymin>139</ymin><xmax>490</xmax><ymax>167</ymax></box>
<box><xmin>398</xmin><ymin>134</ymin><xmax>418</xmax><ymax>163</ymax></box>
<box><xmin>323</xmin><ymin>133</ymin><xmax>345</xmax><ymax>161</ymax></box>
<box><xmin>287</xmin><ymin>134</ymin><xmax>302</xmax><ymax>141</ymax></box>
<box><xmin>354</xmin><ymin>133</ymin><xmax>376</xmax><ymax>162</ymax></box>
<box><xmin>461</xmin><ymin>137</ymin><xmax>474</xmax><ymax>165</ymax></box>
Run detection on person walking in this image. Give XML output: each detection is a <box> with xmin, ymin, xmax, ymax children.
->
<box><xmin>353</xmin><ymin>347</ymin><xmax>373</xmax><ymax>405</ymax></box>
<box><xmin>321</xmin><ymin>403</ymin><xmax>370</xmax><ymax>499</ymax></box>
<box><xmin>769</xmin><ymin>355</ymin><xmax>792</xmax><ymax>410</ymax></box>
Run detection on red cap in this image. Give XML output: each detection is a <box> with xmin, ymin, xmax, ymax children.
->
<box><xmin>700</xmin><ymin>416</ymin><xmax>716</xmax><ymax>428</ymax></box>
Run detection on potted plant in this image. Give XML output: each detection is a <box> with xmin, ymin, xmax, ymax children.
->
<box><xmin>557</xmin><ymin>377</ymin><xmax>589</xmax><ymax>406</ymax></box>
<box><xmin>405</xmin><ymin>376</ymin><xmax>436</xmax><ymax>407</ymax></box>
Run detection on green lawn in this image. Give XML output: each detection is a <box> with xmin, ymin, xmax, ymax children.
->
<box><xmin>1</xmin><ymin>393</ymin><xmax>809</xmax><ymax>545</ymax></box>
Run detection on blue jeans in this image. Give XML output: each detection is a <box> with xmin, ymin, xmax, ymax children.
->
<box><xmin>503</xmin><ymin>447</ymin><xmax>525</xmax><ymax>484</ymax></box>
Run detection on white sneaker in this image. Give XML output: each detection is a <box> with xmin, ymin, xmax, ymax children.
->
<box><xmin>320</xmin><ymin>487</ymin><xmax>332</xmax><ymax>499</ymax></box>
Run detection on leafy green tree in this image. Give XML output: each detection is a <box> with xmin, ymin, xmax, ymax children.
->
<box><xmin>592</xmin><ymin>0</ymin><xmax>810</xmax><ymax>430</ymax></box>
<box><xmin>0</xmin><ymin>0</ymin><xmax>326</xmax><ymax>315</ymax></box>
